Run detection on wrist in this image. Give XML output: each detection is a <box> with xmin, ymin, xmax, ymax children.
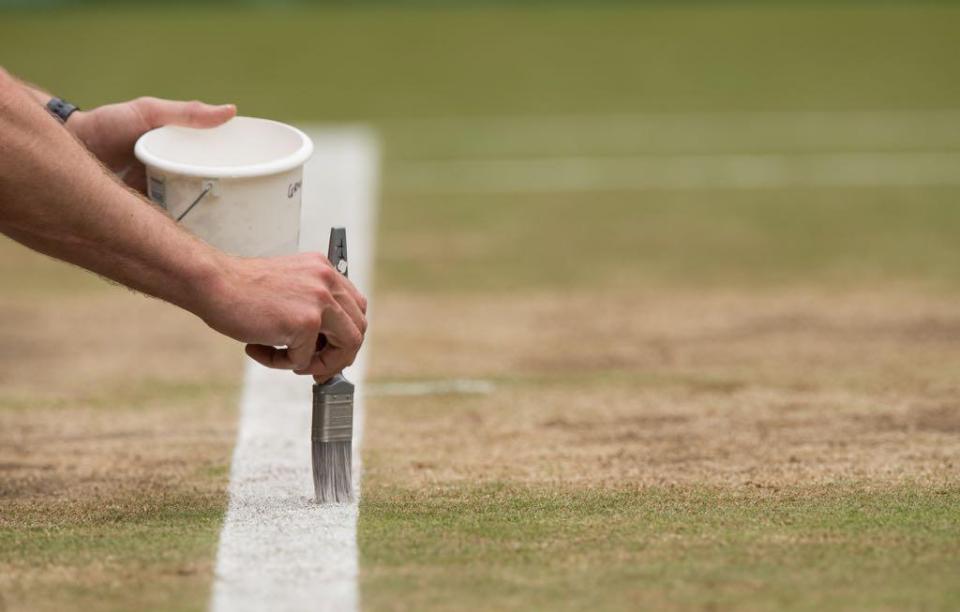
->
<box><xmin>176</xmin><ymin>247</ymin><xmax>235</xmax><ymax>319</ymax></box>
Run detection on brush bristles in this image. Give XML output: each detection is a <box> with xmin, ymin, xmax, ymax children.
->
<box><xmin>312</xmin><ymin>440</ymin><xmax>353</xmax><ymax>503</ymax></box>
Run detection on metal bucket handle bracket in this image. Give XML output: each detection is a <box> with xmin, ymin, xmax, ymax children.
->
<box><xmin>176</xmin><ymin>178</ymin><xmax>219</xmax><ymax>223</ymax></box>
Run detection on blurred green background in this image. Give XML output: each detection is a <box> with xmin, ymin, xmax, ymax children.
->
<box><xmin>3</xmin><ymin>2</ymin><xmax>960</xmax><ymax>294</ymax></box>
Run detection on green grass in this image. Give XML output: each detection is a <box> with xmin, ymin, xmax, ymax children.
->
<box><xmin>1</xmin><ymin>494</ymin><xmax>223</xmax><ymax>568</ymax></box>
<box><xmin>0</xmin><ymin>491</ymin><xmax>225</xmax><ymax>612</ymax></box>
<box><xmin>379</xmin><ymin>186</ymin><xmax>960</xmax><ymax>292</ymax></box>
<box><xmin>3</xmin><ymin>5</ymin><xmax>960</xmax><ymax>119</ymax></box>
<box><xmin>361</xmin><ymin>484</ymin><xmax>960</xmax><ymax>611</ymax></box>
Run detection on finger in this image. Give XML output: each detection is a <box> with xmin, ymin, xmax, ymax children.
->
<box><xmin>339</xmin><ymin>276</ymin><xmax>368</xmax><ymax>315</ymax></box>
<box><xmin>319</xmin><ymin>303</ymin><xmax>364</xmax><ymax>351</ymax></box>
<box><xmin>294</xmin><ymin>345</ymin><xmax>358</xmax><ymax>380</ymax></box>
<box><xmin>245</xmin><ymin>343</ymin><xmax>294</xmax><ymax>370</ymax></box>
<box><xmin>332</xmin><ymin>286</ymin><xmax>367</xmax><ymax>334</ymax></box>
<box><xmin>140</xmin><ymin>97</ymin><xmax>237</xmax><ymax>129</ymax></box>
<box><xmin>286</xmin><ymin>333</ymin><xmax>319</xmax><ymax>371</ymax></box>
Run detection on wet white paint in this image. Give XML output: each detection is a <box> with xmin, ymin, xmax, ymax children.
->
<box><xmin>210</xmin><ymin>126</ymin><xmax>379</xmax><ymax>612</ymax></box>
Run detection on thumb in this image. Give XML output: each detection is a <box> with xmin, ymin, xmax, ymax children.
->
<box><xmin>140</xmin><ymin>97</ymin><xmax>237</xmax><ymax>129</ymax></box>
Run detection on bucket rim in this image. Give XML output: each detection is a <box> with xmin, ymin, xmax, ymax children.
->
<box><xmin>134</xmin><ymin>116</ymin><xmax>314</xmax><ymax>179</ymax></box>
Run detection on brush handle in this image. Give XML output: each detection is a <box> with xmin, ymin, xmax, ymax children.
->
<box><xmin>315</xmin><ymin>227</ymin><xmax>351</xmax><ymax>383</ymax></box>
<box><xmin>327</xmin><ymin>227</ymin><xmax>348</xmax><ymax>278</ymax></box>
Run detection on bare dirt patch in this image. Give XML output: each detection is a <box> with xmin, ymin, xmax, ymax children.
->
<box><xmin>365</xmin><ymin>288</ymin><xmax>960</xmax><ymax>490</ymax></box>
<box><xmin>0</xmin><ymin>290</ymin><xmax>240</xmax><ymax>501</ymax></box>
<box><xmin>370</xmin><ymin>288</ymin><xmax>960</xmax><ymax>385</ymax></box>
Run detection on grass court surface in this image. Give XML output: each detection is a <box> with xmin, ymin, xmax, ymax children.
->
<box><xmin>2</xmin><ymin>3</ymin><xmax>960</xmax><ymax>610</ymax></box>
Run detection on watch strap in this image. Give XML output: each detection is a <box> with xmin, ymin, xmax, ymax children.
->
<box><xmin>46</xmin><ymin>97</ymin><xmax>80</xmax><ymax>123</ymax></box>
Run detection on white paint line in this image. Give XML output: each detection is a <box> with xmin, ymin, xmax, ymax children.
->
<box><xmin>388</xmin><ymin>151</ymin><xmax>960</xmax><ymax>194</ymax></box>
<box><xmin>210</xmin><ymin>126</ymin><xmax>379</xmax><ymax>612</ymax></box>
<box><xmin>365</xmin><ymin>379</ymin><xmax>496</xmax><ymax>397</ymax></box>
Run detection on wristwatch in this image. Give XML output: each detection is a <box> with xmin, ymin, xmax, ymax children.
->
<box><xmin>46</xmin><ymin>97</ymin><xmax>80</xmax><ymax>124</ymax></box>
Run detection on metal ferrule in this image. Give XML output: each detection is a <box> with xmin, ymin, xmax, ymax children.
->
<box><xmin>312</xmin><ymin>375</ymin><xmax>355</xmax><ymax>443</ymax></box>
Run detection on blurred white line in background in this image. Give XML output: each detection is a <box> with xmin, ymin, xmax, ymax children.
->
<box><xmin>384</xmin><ymin>110</ymin><xmax>960</xmax><ymax>162</ymax></box>
<box><xmin>385</xmin><ymin>109</ymin><xmax>960</xmax><ymax>142</ymax></box>
<box><xmin>365</xmin><ymin>379</ymin><xmax>496</xmax><ymax>397</ymax></box>
<box><xmin>389</xmin><ymin>151</ymin><xmax>960</xmax><ymax>194</ymax></box>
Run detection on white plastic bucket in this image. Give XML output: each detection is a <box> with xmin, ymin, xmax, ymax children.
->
<box><xmin>134</xmin><ymin>116</ymin><xmax>313</xmax><ymax>257</ymax></box>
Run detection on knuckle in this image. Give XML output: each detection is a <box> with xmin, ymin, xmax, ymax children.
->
<box><xmin>317</xmin><ymin>265</ymin><xmax>336</xmax><ymax>283</ymax></box>
<box><xmin>299</xmin><ymin>310</ymin><xmax>322</xmax><ymax>331</ymax></box>
<box><xmin>314</xmin><ymin>286</ymin><xmax>332</xmax><ymax>304</ymax></box>
<box><xmin>132</xmin><ymin>97</ymin><xmax>158</xmax><ymax>121</ymax></box>
<box><xmin>183</xmin><ymin>101</ymin><xmax>204</xmax><ymax>121</ymax></box>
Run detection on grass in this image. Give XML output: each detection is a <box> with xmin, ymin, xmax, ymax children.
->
<box><xmin>2</xmin><ymin>1</ymin><xmax>960</xmax><ymax>611</ymax></box>
<box><xmin>361</xmin><ymin>484</ymin><xmax>960</xmax><ymax>611</ymax></box>
<box><xmin>1</xmin><ymin>491</ymin><xmax>225</xmax><ymax>612</ymax></box>
<box><xmin>378</xmin><ymin>186</ymin><xmax>960</xmax><ymax>293</ymax></box>
<box><xmin>0</xmin><ymin>286</ymin><xmax>239</xmax><ymax>610</ymax></box>
<box><xmin>361</xmin><ymin>281</ymin><xmax>960</xmax><ymax>610</ymax></box>
<box><xmin>3</xmin><ymin>5</ymin><xmax>960</xmax><ymax>119</ymax></box>
<box><xmin>1</xmin><ymin>495</ymin><xmax>222</xmax><ymax>568</ymax></box>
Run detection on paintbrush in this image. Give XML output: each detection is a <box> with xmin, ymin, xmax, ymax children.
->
<box><xmin>311</xmin><ymin>227</ymin><xmax>355</xmax><ymax>503</ymax></box>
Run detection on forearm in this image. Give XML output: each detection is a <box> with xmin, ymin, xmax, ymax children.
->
<box><xmin>19</xmin><ymin>79</ymin><xmax>50</xmax><ymax>106</ymax></box>
<box><xmin>0</xmin><ymin>68</ymin><xmax>224</xmax><ymax>314</ymax></box>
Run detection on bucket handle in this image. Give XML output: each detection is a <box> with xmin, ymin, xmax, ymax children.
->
<box><xmin>176</xmin><ymin>179</ymin><xmax>219</xmax><ymax>223</ymax></box>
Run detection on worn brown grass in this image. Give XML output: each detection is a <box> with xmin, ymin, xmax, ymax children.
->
<box><xmin>0</xmin><ymin>279</ymin><xmax>242</xmax><ymax>611</ymax></box>
<box><xmin>366</xmin><ymin>288</ymin><xmax>960</xmax><ymax>490</ymax></box>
